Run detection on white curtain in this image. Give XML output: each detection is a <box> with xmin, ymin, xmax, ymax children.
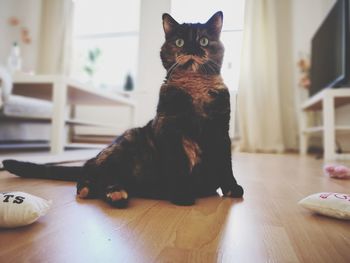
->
<box><xmin>237</xmin><ymin>0</ymin><xmax>297</xmax><ymax>153</ymax></box>
<box><xmin>36</xmin><ymin>0</ymin><xmax>74</xmax><ymax>75</ymax></box>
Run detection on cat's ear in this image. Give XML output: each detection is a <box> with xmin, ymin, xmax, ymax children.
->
<box><xmin>206</xmin><ymin>11</ymin><xmax>223</xmax><ymax>35</ymax></box>
<box><xmin>162</xmin><ymin>13</ymin><xmax>179</xmax><ymax>35</ymax></box>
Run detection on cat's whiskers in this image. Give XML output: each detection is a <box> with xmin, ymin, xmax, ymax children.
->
<box><xmin>166</xmin><ymin>62</ymin><xmax>180</xmax><ymax>79</ymax></box>
<box><xmin>176</xmin><ymin>55</ymin><xmax>206</xmax><ymax>65</ymax></box>
<box><xmin>167</xmin><ymin>62</ymin><xmax>179</xmax><ymax>73</ymax></box>
<box><xmin>203</xmin><ymin>62</ymin><xmax>216</xmax><ymax>74</ymax></box>
<box><xmin>199</xmin><ymin>64</ymin><xmax>209</xmax><ymax>75</ymax></box>
<box><xmin>168</xmin><ymin>54</ymin><xmax>220</xmax><ymax>78</ymax></box>
<box><xmin>206</xmin><ymin>59</ymin><xmax>220</xmax><ymax>74</ymax></box>
<box><xmin>207</xmin><ymin>58</ymin><xmax>221</xmax><ymax>69</ymax></box>
<box><xmin>174</xmin><ymin>55</ymin><xmax>208</xmax><ymax>75</ymax></box>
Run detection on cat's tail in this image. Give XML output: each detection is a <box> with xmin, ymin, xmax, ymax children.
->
<box><xmin>1</xmin><ymin>159</ymin><xmax>83</xmax><ymax>182</ymax></box>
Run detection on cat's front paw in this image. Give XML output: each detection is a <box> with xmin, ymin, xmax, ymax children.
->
<box><xmin>77</xmin><ymin>180</ymin><xmax>97</xmax><ymax>199</ymax></box>
<box><xmin>224</xmin><ymin>184</ymin><xmax>244</xmax><ymax>198</ymax></box>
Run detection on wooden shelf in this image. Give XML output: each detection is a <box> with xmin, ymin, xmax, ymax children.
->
<box><xmin>65</xmin><ymin>143</ymin><xmax>106</xmax><ymax>150</ymax></box>
<box><xmin>302</xmin><ymin>88</ymin><xmax>350</xmax><ymax>111</ymax></box>
<box><xmin>67</xmin><ymin>80</ymin><xmax>137</xmax><ymax>106</ymax></box>
<box><xmin>303</xmin><ymin>125</ymin><xmax>350</xmax><ymax>134</ymax></box>
<box><xmin>66</xmin><ymin>119</ymin><xmax>118</xmax><ymax>129</ymax></box>
<box><xmin>0</xmin><ymin>142</ymin><xmax>49</xmax><ymax>150</ymax></box>
<box><xmin>71</xmin><ymin>135</ymin><xmax>116</xmax><ymax>144</ymax></box>
<box><xmin>0</xmin><ymin>115</ymin><xmax>51</xmax><ymax>122</ymax></box>
<box><xmin>300</xmin><ymin>88</ymin><xmax>350</xmax><ymax>160</ymax></box>
<box><xmin>13</xmin><ymin>74</ymin><xmax>137</xmax><ymax>107</ymax></box>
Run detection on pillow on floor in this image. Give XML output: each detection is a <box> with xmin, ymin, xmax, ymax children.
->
<box><xmin>0</xmin><ymin>191</ymin><xmax>52</xmax><ymax>228</ymax></box>
<box><xmin>299</xmin><ymin>192</ymin><xmax>350</xmax><ymax>220</ymax></box>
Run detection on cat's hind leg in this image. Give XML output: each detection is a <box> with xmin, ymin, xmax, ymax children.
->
<box><xmin>94</xmin><ymin>142</ymin><xmax>132</xmax><ymax>208</ymax></box>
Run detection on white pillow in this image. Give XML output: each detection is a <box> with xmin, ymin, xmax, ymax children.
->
<box><xmin>0</xmin><ymin>191</ymin><xmax>52</xmax><ymax>228</ymax></box>
<box><xmin>299</xmin><ymin>192</ymin><xmax>350</xmax><ymax>220</ymax></box>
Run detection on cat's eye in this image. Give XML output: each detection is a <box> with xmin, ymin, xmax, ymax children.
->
<box><xmin>199</xmin><ymin>37</ymin><xmax>209</xmax><ymax>47</ymax></box>
<box><xmin>175</xmin><ymin>38</ymin><xmax>184</xmax><ymax>47</ymax></box>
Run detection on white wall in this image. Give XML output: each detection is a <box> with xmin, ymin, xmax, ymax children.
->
<box><xmin>134</xmin><ymin>0</ymin><xmax>171</xmax><ymax>126</ymax></box>
<box><xmin>76</xmin><ymin>0</ymin><xmax>172</xmax><ymax>135</ymax></box>
<box><xmin>292</xmin><ymin>0</ymin><xmax>335</xmax><ymax>102</ymax></box>
<box><xmin>75</xmin><ymin>0</ymin><xmax>172</xmax><ymax>136</ymax></box>
<box><xmin>0</xmin><ymin>0</ymin><xmax>41</xmax><ymax>72</ymax></box>
<box><xmin>292</xmin><ymin>0</ymin><xmax>350</xmax><ymax>151</ymax></box>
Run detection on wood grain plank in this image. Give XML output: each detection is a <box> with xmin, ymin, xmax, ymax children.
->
<box><xmin>0</xmin><ymin>152</ymin><xmax>349</xmax><ymax>263</ymax></box>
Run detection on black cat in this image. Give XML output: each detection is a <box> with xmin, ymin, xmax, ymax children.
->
<box><xmin>2</xmin><ymin>11</ymin><xmax>243</xmax><ymax>208</ymax></box>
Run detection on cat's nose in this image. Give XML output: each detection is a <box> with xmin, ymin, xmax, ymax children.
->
<box><xmin>187</xmin><ymin>50</ymin><xmax>196</xmax><ymax>56</ymax></box>
<box><xmin>186</xmin><ymin>44</ymin><xmax>198</xmax><ymax>55</ymax></box>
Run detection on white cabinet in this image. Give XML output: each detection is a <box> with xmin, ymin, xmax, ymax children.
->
<box><xmin>300</xmin><ymin>88</ymin><xmax>350</xmax><ymax>160</ymax></box>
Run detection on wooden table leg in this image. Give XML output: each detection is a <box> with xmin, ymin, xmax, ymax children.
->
<box><xmin>323</xmin><ymin>95</ymin><xmax>335</xmax><ymax>160</ymax></box>
<box><xmin>50</xmin><ymin>77</ymin><xmax>67</xmax><ymax>154</ymax></box>
<box><xmin>299</xmin><ymin>109</ymin><xmax>309</xmax><ymax>155</ymax></box>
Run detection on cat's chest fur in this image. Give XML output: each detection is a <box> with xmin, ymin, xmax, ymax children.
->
<box><xmin>166</xmin><ymin>71</ymin><xmax>225</xmax><ymax>116</ymax></box>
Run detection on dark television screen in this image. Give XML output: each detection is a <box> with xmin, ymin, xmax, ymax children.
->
<box><xmin>310</xmin><ymin>0</ymin><xmax>348</xmax><ymax>96</ymax></box>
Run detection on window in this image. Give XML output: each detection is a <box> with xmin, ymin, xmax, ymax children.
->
<box><xmin>71</xmin><ymin>0</ymin><xmax>245</xmax><ymax>92</ymax></box>
<box><xmin>171</xmin><ymin>0</ymin><xmax>245</xmax><ymax>90</ymax></box>
<box><xmin>71</xmin><ymin>0</ymin><xmax>140</xmax><ymax>92</ymax></box>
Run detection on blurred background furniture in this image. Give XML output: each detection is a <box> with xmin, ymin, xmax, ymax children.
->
<box><xmin>0</xmin><ymin>66</ymin><xmax>53</xmax><ymax>150</ymax></box>
<box><xmin>0</xmin><ymin>68</ymin><xmax>136</xmax><ymax>154</ymax></box>
<box><xmin>300</xmin><ymin>88</ymin><xmax>350</xmax><ymax>160</ymax></box>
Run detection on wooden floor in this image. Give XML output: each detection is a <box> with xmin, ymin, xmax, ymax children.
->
<box><xmin>0</xmin><ymin>152</ymin><xmax>349</xmax><ymax>263</ymax></box>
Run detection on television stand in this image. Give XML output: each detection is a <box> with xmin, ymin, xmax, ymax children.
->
<box><xmin>300</xmin><ymin>88</ymin><xmax>350</xmax><ymax>160</ymax></box>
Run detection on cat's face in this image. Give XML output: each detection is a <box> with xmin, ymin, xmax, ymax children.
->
<box><xmin>160</xmin><ymin>11</ymin><xmax>224</xmax><ymax>76</ymax></box>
